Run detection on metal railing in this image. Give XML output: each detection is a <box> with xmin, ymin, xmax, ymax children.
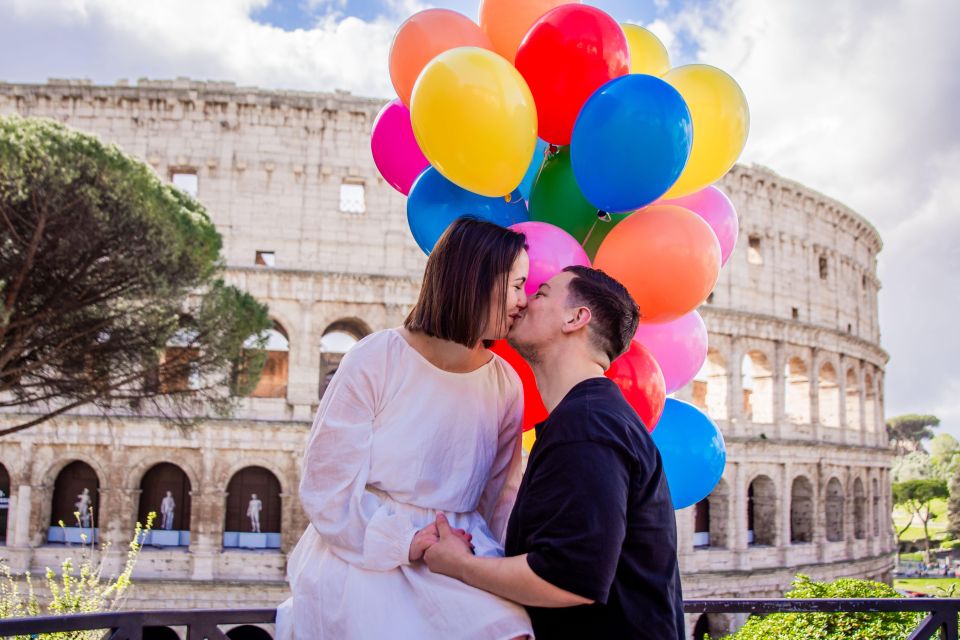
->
<box><xmin>1</xmin><ymin>599</ymin><xmax>959</xmax><ymax>639</ymax></box>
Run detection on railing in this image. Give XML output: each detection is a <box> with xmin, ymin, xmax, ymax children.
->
<box><xmin>0</xmin><ymin>599</ymin><xmax>958</xmax><ymax>639</ymax></box>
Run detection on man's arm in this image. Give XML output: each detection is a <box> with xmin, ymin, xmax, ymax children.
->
<box><xmin>425</xmin><ymin>512</ymin><xmax>593</xmax><ymax>608</ymax></box>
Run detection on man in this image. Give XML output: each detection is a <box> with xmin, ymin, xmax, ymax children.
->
<box><xmin>424</xmin><ymin>265</ymin><xmax>684</xmax><ymax>639</ymax></box>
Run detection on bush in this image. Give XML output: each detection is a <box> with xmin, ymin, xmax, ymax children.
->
<box><xmin>713</xmin><ymin>574</ymin><xmax>924</xmax><ymax>640</ymax></box>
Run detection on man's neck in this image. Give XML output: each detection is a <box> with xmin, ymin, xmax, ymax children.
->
<box><xmin>529</xmin><ymin>346</ymin><xmax>606</xmax><ymax>413</ymax></box>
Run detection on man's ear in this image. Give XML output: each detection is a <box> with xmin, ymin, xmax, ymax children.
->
<box><xmin>561</xmin><ymin>306</ymin><xmax>592</xmax><ymax>335</ymax></box>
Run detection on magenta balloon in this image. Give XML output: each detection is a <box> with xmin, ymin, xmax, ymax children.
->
<box><xmin>633</xmin><ymin>311</ymin><xmax>707</xmax><ymax>394</ymax></box>
<box><xmin>659</xmin><ymin>186</ymin><xmax>739</xmax><ymax>266</ymax></box>
<box><xmin>371</xmin><ymin>99</ymin><xmax>430</xmax><ymax>195</ymax></box>
<box><xmin>509</xmin><ymin>221</ymin><xmax>590</xmax><ymax>296</ymax></box>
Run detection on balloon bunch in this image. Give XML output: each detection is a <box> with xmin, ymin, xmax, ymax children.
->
<box><xmin>371</xmin><ymin>0</ymin><xmax>748</xmax><ymax>511</ymax></box>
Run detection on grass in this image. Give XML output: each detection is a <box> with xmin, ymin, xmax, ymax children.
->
<box><xmin>894</xmin><ymin>578</ymin><xmax>960</xmax><ymax>596</ymax></box>
<box><xmin>893</xmin><ymin>497</ymin><xmax>949</xmax><ymax>542</ymax></box>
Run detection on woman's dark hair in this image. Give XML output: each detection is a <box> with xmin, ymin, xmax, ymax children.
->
<box><xmin>563</xmin><ymin>265</ymin><xmax>640</xmax><ymax>363</ymax></box>
<box><xmin>405</xmin><ymin>217</ymin><xmax>526</xmax><ymax>348</ymax></box>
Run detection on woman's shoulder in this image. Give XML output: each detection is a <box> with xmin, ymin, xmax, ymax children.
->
<box><xmin>487</xmin><ymin>350</ymin><xmax>523</xmax><ymax>395</ymax></box>
<box><xmin>337</xmin><ymin>329</ymin><xmax>400</xmax><ymax>371</ymax></box>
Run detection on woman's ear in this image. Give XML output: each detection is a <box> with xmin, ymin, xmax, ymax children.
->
<box><xmin>561</xmin><ymin>306</ymin><xmax>592</xmax><ymax>334</ymax></box>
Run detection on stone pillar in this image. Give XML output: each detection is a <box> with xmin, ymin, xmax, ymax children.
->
<box><xmin>191</xmin><ymin>488</ymin><xmax>227</xmax><ymax>580</ymax></box>
<box><xmin>779</xmin><ymin>462</ymin><xmax>791</xmax><ymax>565</ymax></box>
<box><xmin>857</xmin><ymin>366</ymin><xmax>867</xmax><ymax>447</ymax></box>
<box><xmin>288</xmin><ymin>301</ymin><xmax>319</xmax><ymax>420</ymax></box>
<box><xmin>809</xmin><ymin>348</ymin><xmax>821</xmax><ymax>440</ymax></box>
<box><xmin>813</xmin><ymin>463</ymin><xmax>826</xmax><ymax>562</ymax></box>
<box><xmin>771</xmin><ymin>340</ymin><xmax>785</xmax><ymax>439</ymax></box>
<box><xmin>730</xmin><ymin>462</ymin><xmax>749</xmax><ymax>570</ymax></box>
<box><xmin>844</xmin><ymin>467</ymin><xmax>855</xmax><ymax>558</ymax></box>
<box><xmin>728</xmin><ymin>338</ymin><xmax>744</xmax><ymax>436</ymax></box>
<box><xmin>12</xmin><ymin>484</ymin><xmax>31</xmax><ymax>547</ymax></box>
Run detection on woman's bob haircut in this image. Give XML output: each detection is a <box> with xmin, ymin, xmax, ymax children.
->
<box><xmin>404</xmin><ymin>217</ymin><xmax>526</xmax><ymax>348</ymax></box>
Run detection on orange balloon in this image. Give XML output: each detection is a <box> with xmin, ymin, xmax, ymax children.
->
<box><xmin>479</xmin><ymin>0</ymin><xmax>580</xmax><ymax>64</ymax></box>
<box><xmin>389</xmin><ymin>9</ymin><xmax>493</xmax><ymax>107</ymax></box>
<box><xmin>594</xmin><ymin>206</ymin><xmax>720</xmax><ymax>324</ymax></box>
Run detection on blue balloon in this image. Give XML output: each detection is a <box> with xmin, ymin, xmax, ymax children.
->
<box><xmin>518</xmin><ymin>138</ymin><xmax>549</xmax><ymax>201</ymax></box>
<box><xmin>407</xmin><ymin>167</ymin><xmax>529</xmax><ymax>254</ymax></box>
<box><xmin>651</xmin><ymin>398</ymin><xmax>726</xmax><ymax>510</ymax></box>
<box><xmin>570</xmin><ymin>74</ymin><xmax>693</xmax><ymax>213</ymax></box>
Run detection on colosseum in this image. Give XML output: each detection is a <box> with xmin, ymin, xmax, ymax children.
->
<box><xmin>0</xmin><ymin>79</ymin><xmax>895</xmax><ymax>639</ymax></box>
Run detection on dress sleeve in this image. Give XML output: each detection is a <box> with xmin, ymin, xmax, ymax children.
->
<box><xmin>298</xmin><ymin>346</ymin><xmax>419</xmax><ymax>571</ymax></box>
<box><xmin>477</xmin><ymin>371</ymin><xmax>524</xmax><ymax>545</ymax></box>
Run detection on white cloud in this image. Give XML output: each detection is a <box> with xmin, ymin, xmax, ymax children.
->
<box><xmin>667</xmin><ymin>0</ymin><xmax>960</xmax><ymax>427</ymax></box>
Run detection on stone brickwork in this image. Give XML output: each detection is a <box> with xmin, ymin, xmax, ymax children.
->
<box><xmin>0</xmin><ymin>80</ymin><xmax>895</xmax><ymax>638</ymax></box>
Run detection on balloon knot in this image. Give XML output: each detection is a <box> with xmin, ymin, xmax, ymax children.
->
<box><xmin>597</xmin><ymin>210</ymin><xmax>612</xmax><ymax>222</ymax></box>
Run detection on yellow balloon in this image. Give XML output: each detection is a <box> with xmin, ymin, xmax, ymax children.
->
<box><xmin>661</xmin><ymin>64</ymin><xmax>749</xmax><ymax>199</ymax></box>
<box><xmin>522</xmin><ymin>428</ymin><xmax>537</xmax><ymax>453</ymax></box>
<box><xmin>410</xmin><ymin>46</ymin><xmax>538</xmax><ymax>197</ymax></box>
<box><xmin>621</xmin><ymin>24</ymin><xmax>670</xmax><ymax>76</ymax></box>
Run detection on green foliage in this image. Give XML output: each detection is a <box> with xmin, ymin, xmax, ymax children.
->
<box><xmin>714</xmin><ymin>575</ymin><xmax>923</xmax><ymax>640</ymax></box>
<box><xmin>947</xmin><ymin>463</ymin><xmax>960</xmax><ymax>537</ymax></box>
<box><xmin>930</xmin><ymin>433</ymin><xmax>960</xmax><ymax>467</ymax></box>
<box><xmin>891</xmin><ymin>451</ymin><xmax>937</xmax><ymax>483</ymax></box>
<box><xmin>0</xmin><ymin>514</ymin><xmax>154</xmax><ymax>638</ymax></box>
<box><xmin>894</xmin><ymin>479</ymin><xmax>950</xmax><ymax>560</ymax></box>
<box><xmin>0</xmin><ymin>115</ymin><xmax>272</xmax><ymax>435</ymax></box>
<box><xmin>887</xmin><ymin>414</ymin><xmax>941</xmax><ymax>455</ymax></box>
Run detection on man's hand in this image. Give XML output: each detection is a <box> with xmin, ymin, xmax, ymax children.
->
<box><xmin>409</xmin><ymin>519</ymin><xmax>473</xmax><ymax>563</ymax></box>
<box><xmin>423</xmin><ymin>512</ymin><xmax>475</xmax><ymax>578</ymax></box>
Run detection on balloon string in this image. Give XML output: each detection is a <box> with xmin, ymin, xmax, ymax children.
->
<box><xmin>581</xmin><ymin>215</ymin><xmax>601</xmax><ymax>249</ymax></box>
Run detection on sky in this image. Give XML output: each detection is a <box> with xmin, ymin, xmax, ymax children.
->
<box><xmin>0</xmin><ymin>0</ymin><xmax>957</xmax><ymax>437</ymax></box>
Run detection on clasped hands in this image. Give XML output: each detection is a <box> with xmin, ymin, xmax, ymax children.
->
<box><xmin>408</xmin><ymin>512</ymin><xmax>475</xmax><ymax>577</ymax></box>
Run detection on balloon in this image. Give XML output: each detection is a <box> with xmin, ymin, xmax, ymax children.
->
<box><xmin>517</xmin><ymin>138</ymin><xmax>548</xmax><ymax>201</ymax></box>
<box><xmin>651</xmin><ymin>399</ymin><xmax>726</xmax><ymax>510</ymax></box>
<box><xmin>515</xmin><ymin>5</ymin><xmax>629</xmax><ymax>145</ymax></box>
<box><xmin>570</xmin><ymin>74</ymin><xmax>693</xmax><ymax>213</ymax></box>
<box><xmin>407</xmin><ymin>167</ymin><xmax>529</xmax><ymax>254</ymax></box>
<box><xmin>411</xmin><ymin>47</ymin><xmax>538</xmax><ymax>197</ymax></box>
<box><xmin>605</xmin><ymin>341</ymin><xmax>666</xmax><ymax>431</ymax></box>
<box><xmin>490</xmin><ymin>340</ymin><xmax>548</xmax><ymax>432</ymax></box>
<box><xmin>370</xmin><ymin>99</ymin><xmax>430</xmax><ymax>195</ymax></box>
<box><xmin>527</xmin><ymin>146</ymin><xmax>630</xmax><ymax>260</ymax></box>
<box><xmin>661</xmin><ymin>64</ymin><xmax>750</xmax><ymax>199</ymax></box>
<box><xmin>633</xmin><ymin>311</ymin><xmax>708</xmax><ymax>394</ymax></box>
<box><xmin>478</xmin><ymin>0</ymin><xmax>578</xmax><ymax>64</ymax></box>
<box><xmin>594</xmin><ymin>205</ymin><xmax>720</xmax><ymax>323</ymax></box>
<box><xmin>509</xmin><ymin>221</ymin><xmax>590</xmax><ymax>296</ymax></box>
<box><xmin>389</xmin><ymin>9</ymin><xmax>493</xmax><ymax>107</ymax></box>
<box><xmin>621</xmin><ymin>24</ymin><xmax>670</xmax><ymax>76</ymax></box>
<box><xmin>659</xmin><ymin>185</ymin><xmax>739</xmax><ymax>266</ymax></box>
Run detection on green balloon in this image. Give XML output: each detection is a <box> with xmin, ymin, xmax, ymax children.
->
<box><xmin>528</xmin><ymin>146</ymin><xmax>631</xmax><ymax>260</ymax></box>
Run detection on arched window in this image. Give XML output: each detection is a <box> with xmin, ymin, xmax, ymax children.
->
<box><xmin>0</xmin><ymin>463</ymin><xmax>9</xmax><ymax>545</ymax></box>
<box><xmin>692</xmin><ymin>614</ymin><xmax>713</xmax><ymax>640</ymax></box>
<box><xmin>320</xmin><ymin>319</ymin><xmax>369</xmax><ymax>399</ymax></box>
<box><xmin>853</xmin><ymin>478</ymin><xmax>867</xmax><ymax>540</ymax></box>
<box><xmin>246</xmin><ymin>323</ymin><xmax>290</xmax><ymax>399</ymax></box>
<box><xmin>692</xmin><ymin>350</ymin><xmax>728</xmax><ymax>420</ymax></box>
<box><xmin>784</xmin><ymin>358</ymin><xmax>811</xmax><ymax>424</ymax></box>
<box><xmin>747</xmin><ymin>476</ymin><xmax>776</xmax><ymax>546</ymax></box>
<box><xmin>818</xmin><ymin>363</ymin><xmax>840</xmax><ymax>428</ymax></box>
<box><xmin>158</xmin><ymin>325</ymin><xmax>202</xmax><ymax>393</ymax></box>
<box><xmin>226</xmin><ymin>625</ymin><xmax>273</xmax><ymax>640</ymax></box>
<box><xmin>693</xmin><ymin>499</ymin><xmax>710</xmax><ymax>548</ymax></box>
<box><xmin>224</xmin><ymin>467</ymin><xmax>282</xmax><ymax>550</ymax></box>
<box><xmin>741</xmin><ymin>351</ymin><xmax>773</xmax><ymax>424</ymax></box>
<box><xmin>48</xmin><ymin>461</ymin><xmax>100</xmax><ymax>544</ymax></box>
<box><xmin>845</xmin><ymin>369</ymin><xmax>861</xmax><ymax>430</ymax></box>
<box><xmin>825</xmin><ymin>477</ymin><xmax>845</xmax><ymax>541</ymax></box>
<box><xmin>138</xmin><ymin>463</ymin><xmax>192</xmax><ymax>547</ymax></box>
<box><xmin>790</xmin><ymin>476</ymin><xmax>814</xmax><ymax>543</ymax></box>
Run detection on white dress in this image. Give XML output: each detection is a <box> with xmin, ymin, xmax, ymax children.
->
<box><xmin>276</xmin><ymin>329</ymin><xmax>533</xmax><ymax>640</ymax></box>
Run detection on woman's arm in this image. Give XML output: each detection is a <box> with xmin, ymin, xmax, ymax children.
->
<box><xmin>477</xmin><ymin>372</ymin><xmax>525</xmax><ymax>543</ymax></box>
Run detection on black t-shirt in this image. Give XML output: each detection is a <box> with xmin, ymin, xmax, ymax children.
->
<box><xmin>504</xmin><ymin>377</ymin><xmax>684</xmax><ymax>639</ymax></box>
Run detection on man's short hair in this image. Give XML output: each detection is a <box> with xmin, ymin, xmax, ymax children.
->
<box><xmin>563</xmin><ymin>265</ymin><xmax>640</xmax><ymax>363</ymax></box>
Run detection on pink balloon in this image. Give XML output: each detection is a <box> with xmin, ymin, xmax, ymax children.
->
<box><xmin>633</xmin><ymin>311</ymin><xmax>707</xmax><ymax>394</ymax></box>
<box><xmin>371</xmin><ymin>99</ymin><xmax>430</xmax><ymax>195</ymax></box>
<box><xmin>510</xmin><ymin>221</ymin><xmax>590</xmax><ymax>296</ymax></box>
<box><xmin>659</xmin><ymin>186</ymin><xmax>739</xmax><ymax>266</ymax></box>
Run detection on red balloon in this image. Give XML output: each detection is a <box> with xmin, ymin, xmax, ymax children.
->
<box><xmin>490</xmin><ymin>340</ymin><xmax>548</xmax><ymax>431</ymax></box>
<box><xmin>515</xmin><ymin>5</ymin><xmax>629</xmax><ymax>145</ymax></box>
<box><xmin>605</xmin><ymin>341</ymin><xmax>666</xmax><ymax>432</ymax></box>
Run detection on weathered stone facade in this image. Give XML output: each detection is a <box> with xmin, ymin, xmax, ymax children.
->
<box><xmin>0</xmin><ymin>79</ymin><xmax>894</xmax><ymax>638</ymax></box>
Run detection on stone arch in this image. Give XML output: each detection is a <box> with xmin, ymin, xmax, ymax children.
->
<box><xmin>692</xmin><ymin>349</ymin><xmax>728</xmax><ymax>420</ymax></box>
<box><xmin>0</xmin><ymin>462</ymin><xmax>8</xmax><ymax>545</ymax></box>
<box><xmin>125</xmin><ymin>454</ymin><xmax>201</xmax><ymax>496</ymax></box>
<box><xmin>825</xmin><ymin>477</ymin><xmax>845</xmax><ymax>541</ymax></box>
<box><xmin>790</xmin><ymin>475</ymin><xmax>814</xmax><ymax>543</ymax></box>
<box><xmin>845</xmin><ymin>368</ymin><xmax>861</xmax><ymax>430</ymax></box>
<box><xmin>818</xmin><ymin>362</ymin><xmax>840</xmax><ymax>428</ymax></box>
<box><xmin>138</xmin><ymin>463</ymin><xmax>192</xmax><ymax>544</ymax></box>
<box><xmin>872</xmin><ymin>477</ymin><xmax>880</xmax><ymax>537</ymax></box>
<box><xmin>864</xmin><ymin>372</ymin><xmax>878</xmax><ymax>433</ymax></box>
<box><xmin>692</xmin><ymin>614</ymin><xmax>715</xmax><ymax>640</ymax></box>
<box><xmin>853</xmin><ymin>477</ymin><xmax>866</xmax><ymax>539</ymax></box>
<box><xmin>741</xmin><ymin>350</ymin><xmax>774</xmax><ymax>424</ymax></box>
<box><xmin>50</xmin><ymin>460</ymin><xmax>101</xmax><ymax>532</ymax></box>
<box><xmin>224</xmin><ymin>466</ymin><xmax>282</xmax><ymax>549</ymax></box>
<box><xmin>320</xmin><ymin>317</ymin><xmax>372</xmax><ymax>399</ymax></box>
<box><xmin>784</xmin><ymin>356</ymin><xmax>811</xmax><ymax>424</ymax></box>
<box><xmin>226</xmin><ymin>625</ymin><xmax>273</xmax><ymax>640</ymax></box>
<box><xmin>747</xmin><ymin>475</ymin><xmax>776</xmax><ymax>546</ymax></box>
<box><xmin>219</xmin><ymin>456</ymin><xmax>290</xmax><ymax>498</ymax></box>
<box><xmin>247</xmin><ymin>320</ymin><xmax>291</xmax><ymax>399</ymax></box>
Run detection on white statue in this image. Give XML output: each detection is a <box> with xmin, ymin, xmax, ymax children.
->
<box><xmin>247</xmin><ymin>493</ymin><xmax>262</xmax><ymax>533</ymax></box>
<box><xmin>75</xmin><ymin>487</ymin><xmax>92</xmax><ymax>528</ymax></box>
<box><xmin>160</xmin><ymin>491</ymin><xmax>176</xmax><ymax>530</ymax></box>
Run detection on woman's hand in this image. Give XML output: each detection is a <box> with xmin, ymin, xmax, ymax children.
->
<box><xmin>409</xmin><ymin>520</ymin><xmax>474</xmax><ymax>562</ymax></box>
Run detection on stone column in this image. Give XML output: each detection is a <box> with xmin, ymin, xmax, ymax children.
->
<box><xmin>813</xmin><ymin>462</ymin><xmax>826</xmax><ymax>563</ymax></box>
<box><xmin>809</xmin><ymin>348</ymin><xmax>821</xmax><ymax>440</ymax></box>
<box><xmin>857</xmin><ymin>366</ymin><xmax>868</xmax><ymax>447</ymax></box>
<box><xmin>772</xmin><ymin>340</ymin><xmax>785</xmax><ymax>439</ymax></box>
<box><xmin>779</xmin><ymin>462</ymin><xmax>791</xmax><ymax>566</ymax></box>
<box><xmin>844</xmin><ymin>467</ymin><xmax>855</xmax><ymax>558</ymax></box>
<box><xmin>191</xmin><ymin>488</ymin><xmax>227</xmax><ymax>580</ymax></box>
<box><xmin>730</xmin><ymin>462</ymin><xmax>749</xmax><ymax>570</ymax></box>
<box><xmin>288</xmin><ymin>301</ymin><xmax>319</xmax><ymax>421</ymax></box>
<box><xmin>728</xmin><ymin>338</ymin><xmax>744</xmax><ymax>437</ymax></box>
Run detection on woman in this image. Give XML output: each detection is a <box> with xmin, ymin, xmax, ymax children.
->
<box><xmin>277</xmin><ymin>218</ymin><xmax>533</xmax><ymax>639</ymax></box>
